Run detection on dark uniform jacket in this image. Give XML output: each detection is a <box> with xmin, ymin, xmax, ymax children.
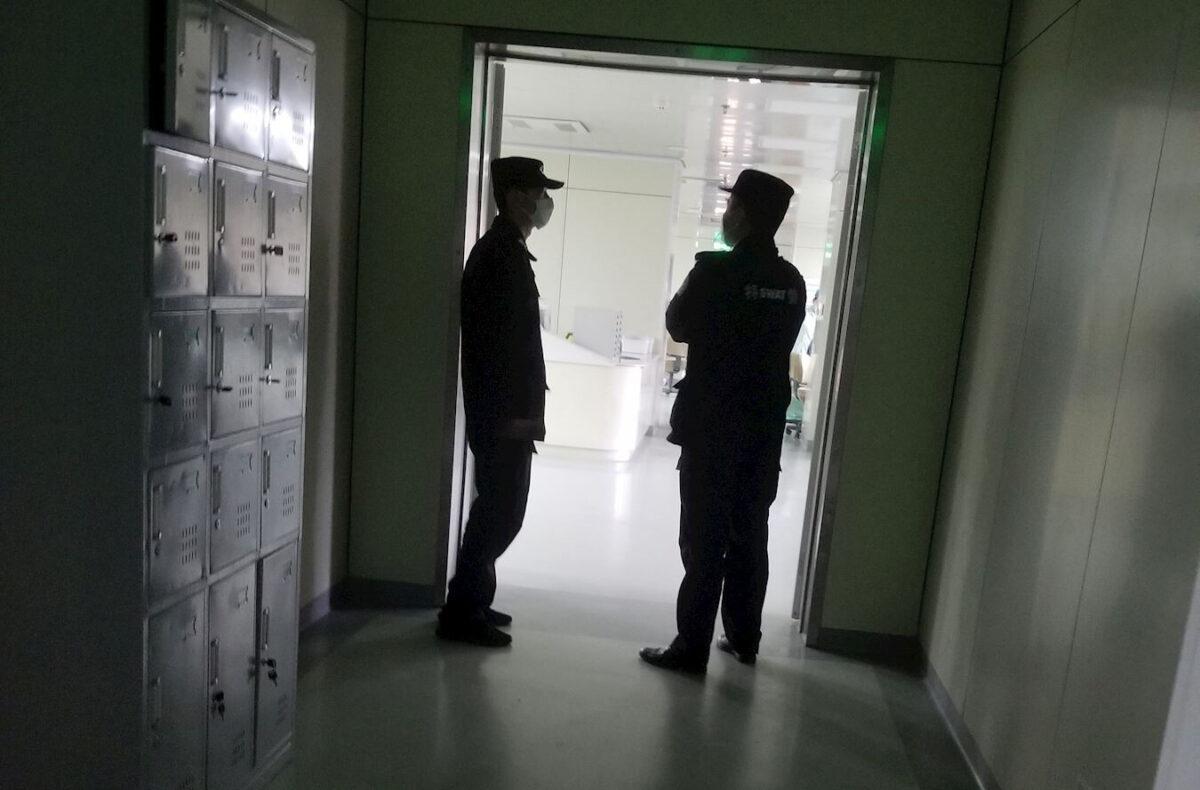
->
<box><xmin>666</xmin><ymin>235</ymin><xmax>806</xmax><ymax>453</ymax></box>
<box><xmin>461</xmin><ymin>215</ymin><xmax>548</xmax><ymax>448</ymax></box>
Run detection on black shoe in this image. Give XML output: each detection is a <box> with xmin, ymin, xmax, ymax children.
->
<box><xmin>484</xmin><ymin>607</ymin><xmax>513</xmax><ymax>628</ymax></box>
<box><xmin>716</xmin><ymin>636</ymin><xmax>757</xmax><ymax>666</ymax></box>
<box><xmin>639</xmin><ymin>646</ymin><xmax>707</xmax><ymax>675</ymax></box>
<box><xmin>436</xmin><ymin>616</ymin><xmax>512</xmax><ymax>647</ymax></box>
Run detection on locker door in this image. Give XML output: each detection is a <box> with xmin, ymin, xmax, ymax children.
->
<box><xmin>267</xmin><ymin>38</ymin><xmax>313</xmax><ymax>171</ymax></box>
<box><xmin>148</xmin><ymin>311</ymin><xmax>209</xmax><ymax>454</ymax></box>
<box><xmin>261</xmin><ymin>428</ymin><xmax>302</xmax><ymax>546</ymax></box>
<box><xmin>210</xmin><ymin>310</ymin><xmax>261</xmax><ymax>438</ymax></box>
<box><xmin>147</xmin><ymin>455</ymin><xmax>207</xmax><ymax>602</ymax></box>
<box><xmin>162</xmin><ymin>0</ymin><xmax>213</xmax><ymax>143</ymax></box>
<box><xmin>263</xmin><ymin>176</ymin><xmax>307</xmax><ymax>296</ymax></box>
<box><xmin>213</xmin><ymin>163</ymin><xmax>264</xmax><ymax>296</ymax></box>
<box><xmin>210</xmin><ymin>439</ymin><xmax>260</xmax><ymax>572</ymax></box>
<box><xmin>207</xmin><ymin>564</ymin><xmax>258</xmax><ymax>790</ymax></box>
<box><xmin>150</xmin><ymin>148</ymin><xmax>209</xmax><ymax>298</ymax></box>
<box><xmin>256</xmin><ymin>543</ymin><xmax>298</xmax><ymax>763</ymax></box>
<box><xmin>261</xmin><ymin>309</ymin><xmax>305</xmax><ymax>424</ymax></box>
<box><xmin>211</xmin><ymin>7</ymin><xmax>268</xmax><ymax>158</ymax></box>
<box><xmin>146</xmin><ymin>591</ymin><xmax>207</xmax><ymax>790</ymax></box>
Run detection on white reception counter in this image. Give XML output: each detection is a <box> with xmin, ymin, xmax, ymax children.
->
<box><xmin>540</xmin><ymin>331</ymin><xmax>658</xmax><ymax>461</ymax></box>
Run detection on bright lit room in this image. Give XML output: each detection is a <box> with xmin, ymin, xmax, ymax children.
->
<box><xmin>476</xmin><ymin>57</ymin><xmax>867</xmax><ymax>621</ymax></box>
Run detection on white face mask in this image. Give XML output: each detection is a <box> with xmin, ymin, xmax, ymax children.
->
<box><xmin>532</xmin><ymin>194</ymin><xmax>554</xmax><ymax>229</ymax></box>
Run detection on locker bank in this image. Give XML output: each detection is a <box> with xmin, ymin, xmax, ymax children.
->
<box><xmin>4</xmin><ymin>1</ymin><xmax>1200</xmax><ymax>789</ymax></box>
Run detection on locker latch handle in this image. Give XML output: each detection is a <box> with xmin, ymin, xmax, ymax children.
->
<box><xmin>260</xmin><ymin>657</ymin><xmax>279</xmax><ymax>686</ymax></box>
<box><xmin>262</xmin><ymin>244</ymin><xmax>284</xmax><ymax>255</ymax></box>
<box><xmin>208</xmin><ymin>384</ymin><xmax>233</xmax><ymax>392</ymax></box>
<box><xmin>155</xmin><ymin>232</ymin><xmax>178</xmax><ymax>244</ymax></box>
<box><xmin>210</xmin><ymin>690</ymin><xmax>226</xmax><ymax>720</ymax></box>
<box><xmin>261</xmin><ymin>376</ymin><xmax>281</xmax><ymax>385</ymax></box>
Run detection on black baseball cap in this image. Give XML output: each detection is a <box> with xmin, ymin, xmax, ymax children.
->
<box><xmin>491</xmin><ymin>156</ymin><xmax>565</xmax><ymax>191</ymax></box>
<box><xmin>721</xmin><ymin>169</ymin><xmax>794</xmax><ymax>220</ymax></box>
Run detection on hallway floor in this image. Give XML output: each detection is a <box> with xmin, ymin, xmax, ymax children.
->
<box><xmin>499</xmin><ymin>433</ymin><xmax>813</xmax><ymax>617</ymax></box>
<box><xmin>267</xmin><ymin>587</ymin><xmax>977</xmax><ymax>790</ymax></box>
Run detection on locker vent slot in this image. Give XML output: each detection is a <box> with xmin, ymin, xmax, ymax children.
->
<box><xmin>237</xmin><ymin>374</ymin><xmax>255</xmax><ymax>411</ymax></box>
<box><xmin>287</xmin><ymin>241</ymin><xmax>303</xmax><ymax>268</ymax></box>
<box><xmin>235</xmin><ymin>501</ymin><xmax>254</xmax><ymax>539</ymax></box>
<box><xmin>181</xmin><ymin>523</ymin><xmax>201</xmax><ymax>567</ymax></box>
<box><xmin>240</xmin><ymin>235</ymin><xmax>257</xmax><ymax>271</ymax></box>
<box><xmin>182</xmin><ymin>383</ymin><xmax>201</xmax><ymax>426</ymax></box>
<box><xmin>284</xmin><ymin>366</ymin><xmax>298</xmax><ymax>401</ymax></box>
<box><xmin>184</xmin><ymin>230</ymin><xmax>204</xmax><ymax>272</ymax></box>
<box><xmin>292</xmin><ymin>111</ymin><xmax>306</xmax><ymax>145</ymax></box>
<box><xmin>281</xmin><ymin>483</ymin><xmax>297</xmax><ymax>518</ymax></box>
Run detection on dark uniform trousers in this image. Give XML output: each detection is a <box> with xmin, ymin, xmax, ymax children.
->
<box><xmin>671</xmin><ymin>441</ymin><xmax>781</xmax><ymax>657</ymax></box>
<box><xmin>444</xmin><ymin>440</ymin><xmax>534</xmax><ymax>617</ymax></box>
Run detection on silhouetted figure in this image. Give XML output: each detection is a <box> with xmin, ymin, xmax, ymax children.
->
<box><xmin>641</xmin><ymin>170</ymin><xmax>806</xmax><ymax>674</ymax></box>
<box><xmin>439</xmin><ymin>157</ymin><xmax>564</xmax><ymax>647</ymax></box>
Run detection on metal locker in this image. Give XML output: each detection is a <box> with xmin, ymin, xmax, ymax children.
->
<box><xmin>150</xmin><ymin>148</ymin><xmax>209</xmax><ymax>298</ymax></box>
<box><xmin>213</xmin><ymin>162</ymin><xmax>264</xmax><ymax>296</ymax></box>
<box><xmin>263</xmin><ymin>176</ymin><xmax>307</xmax><ymax>296</ymax></box>
<box><xmin>261</xmin><ymin>428</ymin><xmax>302</xmax><ymax>546</ymax></box>
<box><xmin>210</xmin><ymin>439</ymin><xmax>260</xmax><ymax>572</ymax></box>
<box><xmin>162</xmin><ymin>0</ymin><xmax>213</xmax><ymax>143</ymax></box>
<box><xmin>146</xmin><ymin>591</ymin><xmax>207</xmax><ymax>790</ymax></box>
<box><xmin>268</xmin><ymin>37</ymin><xmax>314</xmax><ymax>171</ymax></box>
<box><xmin>207</xmin><ymin>564</ymin><xmax>258</xmax><ymax>790</ymax></box>
<box><xmin>148</xmin><ymin>311</ymin><xmax>209</xmax><ymax>454</ymax></box>
<box><xmin>210</xmin><ymin>310</ymin><xmax>261</xmax><ymax>438</ymax></box>
<box><xmin>147</xmin><ymin>455</ymin><xmax>207</xmax><ymax>602</ymax></box>
<box><xmin>261</xmin><ymin>309</ymin><xmax>305</xmax><ymax>424</ymax></box>
<box><xmin>256</xmin><ymin>543</ymin><xmax>298</xmax><ymax>763</ymax></box>
<box><xmin>211</xmin><ymin>6</ymin><xmax>269</xmax><ymax>158</ymax></box>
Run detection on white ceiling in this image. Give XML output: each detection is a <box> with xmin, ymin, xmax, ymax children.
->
<box><xmin>499</xmin><ymin>58</ymin><xmax>864</xmax><ymax>255</ymax></box>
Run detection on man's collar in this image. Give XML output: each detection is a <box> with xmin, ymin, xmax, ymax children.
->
<box><xmin>491</xmin><ymin>213</ymin><xmax>537</xmax><ymax>261</ymax></box>
<box><xmin>732</xmin><ymin>233</ymin><xmax>778</xmax><ymax>259</ymax></box>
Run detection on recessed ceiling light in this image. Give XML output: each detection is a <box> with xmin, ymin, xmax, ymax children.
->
<box><xmin>748</xmin><ymin>78</ymin><xmax>762</xmax><ymax>84</ymax></box>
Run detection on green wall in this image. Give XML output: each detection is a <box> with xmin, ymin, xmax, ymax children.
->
<box><xmin>367</xmin><ymin>0</ymin><xmax>1011</xmax><ymax>64</ymax></box>
<box><xmin>819</xmin><ymin>59</ymin><xmax>998</xmax><ymax>635</ymax></box>
<box><xmin>350</xmin><ymin>3</ymin><xmax>1003</xmax><ymax>638</ymax></box>
<box><xmin>1</xmin><ymin>5</ymin><xmax>148</xmax><ymax>786</ymax></box>
<box><xmin>260</xmin><ymin>0</ymin><xmax>367</xmax><ymax>611</ymax></box>
<box><xmin>921</xmin><ymin>0</ymin><xmax>1200</xmax><ymax>787</ymax></box>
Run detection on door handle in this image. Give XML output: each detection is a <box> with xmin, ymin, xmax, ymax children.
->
<box><xmin>155</xmin><ymin>232</ymin><xmax>178</xmax><ymax>244</ymax></box>
<box><xmin>270</xmin><ymin>50</ymin><xmax>281</xmax><ymax>101</ymax></box>
<box><xmin>212</xmin><ymin>464</ymin><xmax>222</xmax><ymax>516</ymax></box>
<box><xmin>156</xmin><ymin>164</ymin><xmax>168</xmax><ymax>225</ymax></box>
<box><xmin>209</xmin><ymin>639</ymin><xmax>220</xmax><ymax>686</ymax></box>
<box><xmin>261</xmin><ymin>244</ymin><xmax>284</xmax><ymax>255</ymax></box>
<box><xmin>149</xmin><ymin>485</ymin><xmax>163</xmax><ymax>557</ymax></box>
<box><xmin>217</xmin><ymin>25</ymin><xmax>229</xmax><ymax>80</ymax></box>
<box><xmin>215</xmin><ymin>178</ymin><xmax>227</xmax><ymax>236</ymax></box>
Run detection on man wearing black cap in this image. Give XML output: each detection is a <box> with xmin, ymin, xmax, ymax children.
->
<box><xmin>641</xmin><ymin>169</ymin><xmax>806</xmax><ymax>674</ymax></box>
<box><xmin>438</xmin><ymin>156</ymin><xmax>565</xmax><ymax>647</ymax></box>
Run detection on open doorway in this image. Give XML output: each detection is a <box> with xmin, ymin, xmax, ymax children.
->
<box><xmin>452</xmin><ymin>41</ymin><xmax>877</xmax><ymax>632</ymax></box>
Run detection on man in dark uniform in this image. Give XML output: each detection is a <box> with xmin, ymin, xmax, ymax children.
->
<box><xmin>438</xmin><ymin>157</ymin><xmax>564</xmax><ymax>647</ymax></box>
<box><xmin>641</xmin><ymin>170</ymin><xmax>806</xmax><ymax>674</ymax></box>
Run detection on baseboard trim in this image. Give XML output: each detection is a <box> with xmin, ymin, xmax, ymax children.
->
<box><xmin>923</xmin><ymin>658</ymin><xmax>1003</xmax><ymax>790</ymax></box>
<box><xmin>299</xmin><ymin>588</ymin><xmax>332</xmax><ymax>633</ymax></box>
<box><xmin>807</xmin><ymin>626</ymin><xmax>924</xmax><ymax>672</ymax></box>
<box><xmin>333</xmin><ymin>576</ymin><xmax>442</xmax><ymax>609</ymax></box>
